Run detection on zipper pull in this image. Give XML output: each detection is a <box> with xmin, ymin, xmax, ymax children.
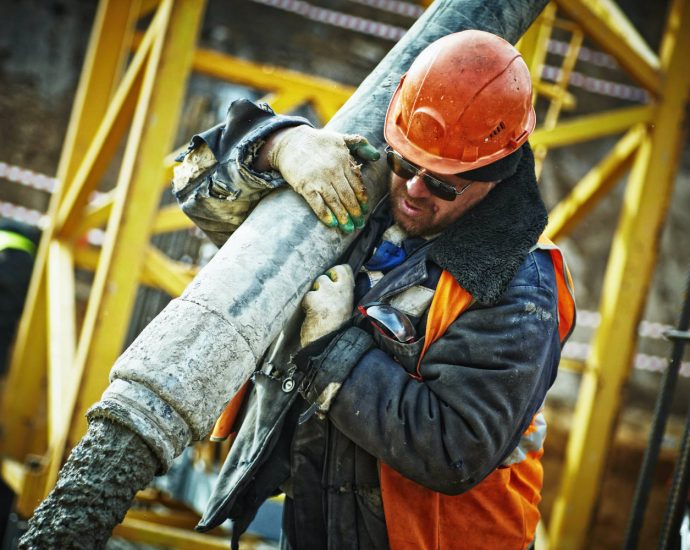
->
<box><xmin>298</xmin><ymin>402</ymin><xmax>319</xmax><ymax>424</ymax></box>
<box><xmin>281</xmin><ymin>376</ymin><xmax>295</xmax><ymax>393</ymax></box>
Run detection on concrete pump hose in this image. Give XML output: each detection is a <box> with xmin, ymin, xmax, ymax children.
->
<box><xmin>20</xmin><ymin>0</ymin><xmax>548</xmax><ymax>547</ymax></box>
<box><xmin>18</xmin><ymin>419</ymin><xmax>157</xmax><ymax>550</ymax></box>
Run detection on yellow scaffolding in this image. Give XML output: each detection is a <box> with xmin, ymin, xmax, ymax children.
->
<box><xmin>1</xmin><ymin>0</ymin><xmax>689</xmax><ymax>548</ymax></box>
<box><xmin>1</xmin><ymin>0</ymin><xmax>208</xmax><ymax>531</ymax></box>
<box><xmin>547</xmin><ymin>0</ymin><xmax>690</xmax><ymax>548</ymax></box>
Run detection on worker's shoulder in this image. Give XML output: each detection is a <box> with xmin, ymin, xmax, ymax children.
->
<box><xmin>506</xmin><ymin>248</ymin><xmax>557</xmax><ymax>298</ymax></box>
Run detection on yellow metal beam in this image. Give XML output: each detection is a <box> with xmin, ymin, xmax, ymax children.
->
<box><xmin>313</xmin><ymin>95</ymin><xmax>351</xmax><ymax>123</ymax></box>
<box><xmin>45</xmin><ymin>240</ymin><xmax>78</xmax><ymax>490</ymax></box>
<box><xmin>559</xmin><ymin>358</ymin><xmax>585</xmax><ymax>375</ymax></box>
<box><xmin>660</xmin><ymin>0</ymin><xmax>686</xmax><ymax>69</ymax></box>
<box><xmin>15</xmin><ymin>457</ymin><xmax>49</xmax><ymax>519</ymax></box>
<box><xmin>530</xmin><ymin>104</ymin><xmax>654</xmax><ymax>149</ymax></box>
<box><xmin>542</xmin><ymin>27</ymin><xmax>583</xmax><ymax>130</ymax></box>
<box><xmin>57</xmin><ymin>0</ymin><xmax>142</xmax><ymax>186</ymax></box>
<box><xmin>260</xmin><ymin>91</ymin><xmax>311</xmax><ymax>117</ymax></box>
<box><xmin>548</xmin><ymin>0</ymin><xmax>690</xmax><ymax>546</ymax></box>
<box><xmin>138</xmin><ymin>0</ymin><xmax>163</xmax><ymax>19</ymax></box>
<box><xmin>191</xmin><ymin>45</ymin><xmax>354</xmax><ymax>109</ymax></box>
<box><xmin>2</xmin><ymin>3</ymin><xmax>170</xmax><ymax>505</ymax></box>
<box><xmin>545</xmin><ymin>125</ymin><xmax>644</xmax><ymax>241</ymax></box>
<box><xmin>124</xmin><ymin>506</ymin><xmax>207</xmax><ymax>530</ymax></box>
<box><xmin>0</xmin><ymin>0</ymin><xmax>143</xmax><ymax>464</ymax></box>
<box><xmin>1</xmin><ymin>459</ymin><xmax>26</xmax><ymax>495</ymax></box>
<box><xmin>72</xmin><ymin>150</ymin><xmax>179</xmax><ymax>236</ymax></box>
<box><xmin>55</xmin><ymin>15</ymin><xmax>159</xmax><ymax>239</ymax></box>
<box><xmin>533</xmin><ymin>81</ymin><xmax>576</xmax><ymax>110</ymax></box>
<box><xmin>72</xmin><ymin>244</ymin><xmax>100</xmax><ymax>272</ymax></box>
<box><xmin>67</xmin><ymin>0</ymin><xmax>205</xmax><ymax>447</ymax></box>
<box><xmin>114</xmin><ymin>517</ymin><xmax>234</xmax><ymax>549</ymax></box>
<box><xmin>534</xmin><ymin>27</ymin><xmax>584</xmax><ymax>177</ymax></box>
<box><xmin>517</xmin><ymin>2</ymin><xmax>557</xmax><ymax>97</ymax></box>
<box><xmin>553</xmin><ymin>0</ymin><xmax>661</xmax><ymax>94</ymax></box>
<box><xmin>152</xmin><ymin>203</ymin><xmax>195</xmax><ymax>234</ymax></box>
<box><xmin>142</xmin><ymin>246</ymin><xmax>197</xmax><ymax>297</ymax></box>
<box><xmin>73</xmin><ymin>192</ymin><xmax>116</xmax><ymax>236</ymax></box>
<box><xmin>75</xmin><ymin>147</ymin><xmax>183</xmax><ymax>236</ymax></box>
<box><xmin>46</xmin><ymin>241</ymin><xmax>77</xmax><ymax>442</ymax></box>
<box><xmin>73</xmin><ymin>244</ymin><xmax>195</xmax><ymax>294</ymax></box>
<box><xmin>133</xmin><ymin>30</ymin><xmax>355</xmax><ymax>115</ymax></box>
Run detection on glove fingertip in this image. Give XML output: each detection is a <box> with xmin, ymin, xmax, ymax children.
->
<box><xmin>345</xmin><ymin>137</ymin><xmax>380</xmax><ymax>162</ymax></box>
<box><xmin>359</xmin><ymin>145</ymin><xmax>381</xmax><ymax>162</ymax></box>
<box><xmin>340</xmin><ymin>218</ymin><xmax>354</xmax><ymax>234</ymax></box>
<box><xmin>320</xmin><ymin>213</ymin><xmax>338</xmax><ymax>227</ymax></box>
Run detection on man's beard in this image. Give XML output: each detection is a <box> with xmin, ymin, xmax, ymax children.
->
<box><xmin>388</xmin><ymin>179</ymin><xmax>446</xmax><ymax>237</ymax></box>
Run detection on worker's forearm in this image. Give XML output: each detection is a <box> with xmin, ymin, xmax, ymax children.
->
<box><xmin>253</xmin><ymin>127</ymin><xmax>292</xmax><ymax>172</ymax></box>
<box><xmin>19</xmin><ymin>419</ymin><xmax>158</xmax><ymax>550</ymax></box>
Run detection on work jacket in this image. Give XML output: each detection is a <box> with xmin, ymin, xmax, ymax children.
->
<box><xmin>0</xmin><ymin>224</ymin><xmax>38</xmax><ymax>372</ymax></box>
<box><xmin>174</xmin><ymin>100</ymin><xmax>576</xmax><ymax>550</ymax></box>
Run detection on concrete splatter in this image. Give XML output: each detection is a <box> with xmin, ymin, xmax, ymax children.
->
<box><xmin>19</xmin><ymin>419</ymin><xmax>158</xmax><ymax>549</ymax></box>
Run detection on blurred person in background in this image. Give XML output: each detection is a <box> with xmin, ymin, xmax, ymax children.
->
<box><xmin>0</xmin><ymin>218</ymin><xmax>40</xmax><ymax>546</ymax></box>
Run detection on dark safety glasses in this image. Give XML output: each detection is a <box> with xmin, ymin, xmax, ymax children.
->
<box><xmin>385</xmin><ymin>146</ymin><xmax>474</xmax><ymax>202</ymax></box>
<box><xmin>358</xmin><ymin>303</ymin><xmax>417</xmax><ymax>343</ymax></box>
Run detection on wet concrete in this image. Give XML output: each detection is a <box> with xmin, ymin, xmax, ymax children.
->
<box><xmin>18</xmin><ymin>419</ymin><xmax>158</xmax><ymax>549</ymax></box>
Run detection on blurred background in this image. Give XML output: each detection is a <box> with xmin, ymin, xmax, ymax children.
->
<box><xmin>1</xmin><ymin>0</ymin><xmax>689</xmax><ymax>548</ymax></box>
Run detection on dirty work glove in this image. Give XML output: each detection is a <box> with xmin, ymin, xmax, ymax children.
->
<box><xmin>267</xmin><ymin>126</ymin><xmax>380</xmax><ymax>233</ymax></box>
<box><xmin>300</xmin><ymin>264</ymin><xmax>355</xmax><ymax>347</ymax></box>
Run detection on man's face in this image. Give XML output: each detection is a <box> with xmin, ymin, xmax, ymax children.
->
<box><xmin>388</xmin><ymin>163</ymin><xmax>495</xmax><ymax>237</ymax></box>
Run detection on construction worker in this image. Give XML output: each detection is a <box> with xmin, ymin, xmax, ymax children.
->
<box><xmin>0</xmin><ymin>219</ymin><xmax>39</xmax><ymax>373</ymax></box>
<box><xmin>172</xmin><ymin>30</ymin><xmax>576</xmax><ymax>549</ymax></box>
<box><xmin>18</xmin><ymin>27</ymin><xmax>572</xmax><ymax>550</ymax></box>
<box><xmin>0</xmin><ymin>218</ymin><xmax>40</xmax><ymax>544</ymax></box>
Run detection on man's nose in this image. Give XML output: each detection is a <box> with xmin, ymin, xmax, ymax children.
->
<box><xmin>406</xmin><ymin>172</ymin><xmax>431</xmax><ymax>198</ymax></box>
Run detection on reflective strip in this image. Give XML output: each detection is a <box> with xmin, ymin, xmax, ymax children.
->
<box><xmin>501</xmin><ymin>410</ymin><xmax>547</xmax><ymax>466</ymax></box>
<box><xmin>0</xmin><ymin>230</ymin><xmax>36</xmax><ymax>256</ymax></box>
<box><xmin>388</xmin><ymin>284</ymin><xmax>434</xmax><ymax>317</ymax></box>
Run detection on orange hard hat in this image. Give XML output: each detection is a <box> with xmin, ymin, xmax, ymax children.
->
<box><xmin>384</xmin><ymin>30</ymin><xmax>535</xmax><ymax>175</ymax></box>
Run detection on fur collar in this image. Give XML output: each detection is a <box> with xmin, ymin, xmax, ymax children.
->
<box><xmin>429</xmin><ymin>144</ymin><xmax>547</xmax><ymax>305</ymax></box>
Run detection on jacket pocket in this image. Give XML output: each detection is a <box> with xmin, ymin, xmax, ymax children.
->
<box><xmin>371</xmin><ymin>330</ymin><xmax>425</xmax><ymax>375</ymax></box>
